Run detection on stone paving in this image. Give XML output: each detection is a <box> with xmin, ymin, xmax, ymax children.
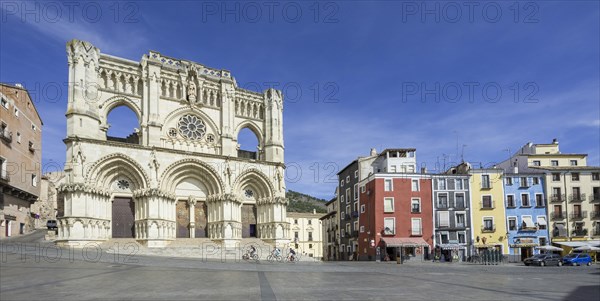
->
<box><xmin>1</xmin><ymin>231</ymin><xmax>599</xmax><ymax>300</ymax></box>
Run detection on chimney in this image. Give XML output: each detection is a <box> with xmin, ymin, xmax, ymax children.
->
<box><xmin>370</xmin><ymin>148</ymin><xmax>377</xmax><ymax>156</ymax></box>
<box><xmin>421</xmin><ymin>167</ymin><xmax>427</xmax><ymax>174</ymax></box>
<box><xmin>15</xmin><ymin>83</ymin><xmax>23</xmax><ymax>88</ymax></box>
<box><xmin>313</xmin><ymin>208</ymin><xmax>316</xmax><ymax>215</ymax></box>
<box><xmin>552</xmin><ymin>138</ymin><xmax>558</xmax><ymax>144</ymax></box>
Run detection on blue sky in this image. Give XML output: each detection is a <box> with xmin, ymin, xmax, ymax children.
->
<box><xmin>1</xmin><ymin>1</ymin><xmax>599</xmax><ymax>200</ymax></box>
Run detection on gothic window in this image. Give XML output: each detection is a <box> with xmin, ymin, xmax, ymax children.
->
<box><xmin>245</xmin><ymin>189</ymin><xmax>254</xmax><ymax>199</ymax></box>
<box><xmin>168</xmin><ymin>128</ymin><xmax>178</xmax><ymax>138</ymax></box>
<box><xmin>177</xmin><ymin>114</ymin><xmax>206</xmax><ymax>140</ymax></box>
<box><xmin>117</xmin><ymin>179</ymin><xmax>130</xmax><ymax>190</ymax></box>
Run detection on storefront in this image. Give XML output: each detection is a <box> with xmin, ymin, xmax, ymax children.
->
<box><xmin>509</xmin><ymin>237</ymin><xmax>538</xmax><ymax>262</ymax></box>
<box><xmin>382</xmin><ymin>237</ymin><xmax>430</xmax><ymax>262</ymax></box>
<box><xmin>437</xmin><ymin>243</ymin><xmax>465</xmax><ymax>262</ymax></box>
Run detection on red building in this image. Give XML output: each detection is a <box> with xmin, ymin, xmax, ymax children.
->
<box><xmin>358</xmin><ymin>175</ymin><xmax>433</xmax><ymax>261</ymax></box>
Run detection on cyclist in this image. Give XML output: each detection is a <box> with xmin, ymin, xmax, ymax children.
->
<box><xmin>272</xmin><ymin>246</ymin><xmax>281</xmax><ymax>257</ymax></box>
<box><xmin>249</xmin><ymin>245</ymin><xmax>257</xmax><ymax>258</ymax></box>
<box><xmin>289</xmin><ymin>247</ymin><xmax>297</xmax><ymax>261</ymax></box>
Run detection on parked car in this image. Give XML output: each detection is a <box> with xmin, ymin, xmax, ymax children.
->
<box><xmin>523</xmin><ymin>254</ymin><xmax>563</xmax><ymax>266</ymax></box>
<box><xmin>46</xmin><ymin>220</ymin><xmax>58</xmax><ymax>230</ymax></box>
<box><xmin>562</xmin><ymin>253</ymin><xmax>593</xmax><ymax>266</ymax></box>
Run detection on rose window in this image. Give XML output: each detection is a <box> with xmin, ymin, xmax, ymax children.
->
<box><xmin>206</xmin><ymin>134</ymin><xmax>215</xmax><ymax>143</ymax></box>
<box><xmin>244</xmin><ymin>189</ymin><xmax>254</xmax><ymax>199</ymax></box>
<box><xmin>117</xmin><ymin>179</ymin><xmax>130</xmax><ymax>190</ymax></box>
<box><xmin>178</xmin><ymin>114</ymin><xmax>206</xmax><ymax>140</ymax></box>
<box><xmin>168</xmin><ymin>128</ymin><xmax>178</xmax><ymax>138</ymax></box>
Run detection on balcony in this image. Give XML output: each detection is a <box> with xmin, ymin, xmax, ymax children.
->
<box><xmin>480</xmin><ymin>200</ymin><xmax>495</xmax><ymax>210</ymax></box>
<box><xmin>481</xmin><ymin>182</ymin><xmax>492</xmax><ymax>189</ymax></box>
<box><xmin>520</xmin><ymin>225</ymin><xmax>537</xmax><ymax>231</ymax></box>
<box><xmin>569</xmin><ymin>194</ymin><xmax>586</xmax><ymax>203</ymax></box>
<box><xmin>0</xmin><ymin>130</ymin><xmax>12</xmax><ymax>143</ymax></box>
<box><xmin>550</xmin><ymin>211</ymin><xmax>566</xmax><ymax>220</ymax></box>
<box><xmin>569</xmin><ymin>211</ymin><xmax>587</xmax><ymax>220</ymax></box>
<box><xmin>571</xmin><ymin>229</ymin><xmax>588</xmax><ymax>237</ymax></box>
<box><xmin>590</xmin><ymin>195</ymin><xmax>600</xmax><ymax>203</ymax></box>
<box><xmin>591</xmin><ymin>211</ymin><xmax>600</xmax><ymax>219</ymax></box>
<box><xmin>481</xmin><ymin>225</ymin><xmax>496</xmax><ymax>233</ymax></box>
<box><xmin>550</xmin><ymin>194</ymin><xmax>566</xmax><ymax>203</ymax></box>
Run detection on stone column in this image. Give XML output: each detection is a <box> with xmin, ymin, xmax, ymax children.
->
<box><xmin>206</xmin><ymin>193</ymin><xmax>243</xmax><ymax>248</ymax></box>
<box><xmin>132</xmin><ymin>188</ymin><xmax>177</xmax><ymax>247</ymax></box>
<box><xmin>187</xmin><ymin>196</ymin><xmax>197</xmax><ymax>238</ymax></box>
<box><xmin>257</xmin><ymin>196</ymin><xmax>290</xmax><ymax>245</ymax></box>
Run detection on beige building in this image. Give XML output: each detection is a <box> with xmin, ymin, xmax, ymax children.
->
<box><xmin>287</xmin><ymin>211</ymin><xmax>325</xmax><ymax>259</ymax></box>
<box><xmin>498</xmin><ymin>139</ymin><xmax>600</xmax><ymax>245</ymax></box>
<box><xmin>30</xmin><ymin>172</ymin><xmax>66</xmax><ymax>228</ymax></box>
<box><xmin>320</xmin><ymin>196</ymin><xmax>338</xmax><ymax>260</ymax></box>
<box><xmin>0</xmin><ymin>83</ymin><xmax>43</xmax><ymax>238</ymax></box>
<box><xmin>57</xmin><ymin>40</ymin><xmax>288</xmax><ymax>248</ymax></box>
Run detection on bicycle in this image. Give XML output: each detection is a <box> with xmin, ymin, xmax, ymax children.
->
<box><xmin>267</xmin><ymin>250</ymin><xmax>283</xmax><ymax>263</ymax></box>
<box><xmin>242</xmin><ymin>250</ymin><xmax>259</xmax><ymax>262</ymax></box>
<box><xmin>285</xmin><ymin>253</ymin><xmax>299</xmax><ymax>263</ymax></box>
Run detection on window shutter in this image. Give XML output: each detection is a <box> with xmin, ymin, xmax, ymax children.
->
<box><xmin>439</xmin><ymin>211</ymin><xmax>450</xmax><ymax>227</ymax></box>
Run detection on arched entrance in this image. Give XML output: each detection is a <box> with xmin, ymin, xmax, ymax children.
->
<box><xmin>112</xmin><ymin>197</ymin><xmax>135</xmax><ymax>238</ymax></box>
<box><xmin>241</xmin><ymin>204</ymin><xmax>257</xmax><ymax>238</ymax></box>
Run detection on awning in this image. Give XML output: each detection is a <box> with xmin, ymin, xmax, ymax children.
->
<box><xmin>536</xmin><ymin>216</ymin><xmax>547</xmax><ymax>226</ymax></box>
<box><xmin>522</xmin><ymin>216</ymin><xmax>535</xmax><ymax>228</ymax></box>
<box><xmin>383</xmin><ymin>237</ymin><xmax>429</xmax><ymax>247</ymax></box>
<box><xmin>554</xmin><ymin>224</ymin><xmax>567</xmax><ymax>237</ymax></box>
<box><xmin>554</xmin><ymin>241</ymin><xmax>600</xmax><ymax>248</ymax></box>
<box><xmin>438</xmin><ymin>243</ymin><xmax>463</xmax><ymax>250</ymax></box>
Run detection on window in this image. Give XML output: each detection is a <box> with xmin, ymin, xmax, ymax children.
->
<box><xmin>346</xmin><ymin>205</ymin><xmax>350</xmax><ymax>215</ymax></box>
<box><xmin>346</xmin><ymin>175</ymin><xmax>350</xmax><ymax>182</ymax></box>
<box><xmin>389</xmin><ymin>165</ymin><xmax>396</xmax><ymax>173</ymax></box>
<box><xmin>458</xmin><ymin>232</ymin><xmax>466</xmax><ymax>244</ymax></box>
<box><xmin>535</xmin><ymin>194</ymin><xmax>544</xmax><ymax>207</ymax></box>
<box><xmin>532</xmin><ymin>177</ymin><xmax>539</xmax><ymax>185</ymax></box>
<box><xmin>1</xmin><ymin>97</ymin><xmax>8</xmax><ymax>109</ymax></box>
<box><xmin>383</xmin><ymin>218</ymin><xmax>395</xmax><ymax>234</ymax></box>
<box><xmin>308</xmin><ymin>232</ymin><xmax>313</xmax><ymax>241</ymax></box>
<box><xmin>481</xmin><ymin>175</ymin><xmax>491</xmax><ymax>189</ymax></box>
<box><xmin>341</xmin><ymin>179</ymin><xmax>344</xmax><ymax>187</ymax></box>
<box><xmin>308</xmin><ymin>219</ymin><xmax>312</xmax><ymax>225</ymax></box>
<box><xmin>520</xmin><ymin>177</ymin><xmax>528</xmax><ymax>187</ymax></box>
<box><xmin>32</xmin><ymin>174</ymin><xmax>37</xmax><ymax>187</ymax></box>
<box><xmin>506</xmin><ymin>195</ymin><xmax>515</xmax><ymax>207</ymax></box>
<box><xmin>31</xmin><ymin>124</ymin><xmax>37</xmax><ymax>131</ymax></box>
<box><xmin>438</xmin><ymin>211</ymin><xmax>450</xmax><ymax>227</ymax></box>
<box><xmin>521</xmin><ymin>194</ymin><xmax>530</xmax><ymax>207</ymax></box>
<box><xmin>0</xmin><ymin>157</ymin><xmax>7</xmax><ymax>180</ymax></box>
<box><xmin>539</xmin><ymin>237</ymin><xmax>547</xmax><ymax>246</ymax></box>
<box><xmin>294</xmin><ymin>231</ymin><xmax>299</xmax><ymax>239</ymax></box>
<box><xmin>454</xmin><ymin>179</ymin><xmax>463</xmax><ymax>190</ymax></box>
<box><xmin>551</xmin><ymin>160</ymin><xmax>559</xmax><ymax>166</ymax></box>
<box><xmin>360</xmin><ymin>204</ymin><xmax>365</xmax><ymax>213</ymax></box>
<box><xmin>354</xmin><ymin>184</ymin><xmax>358</xmax><ymax>200</ymax></box>
<box><xmin>384</xmin><ymin>179</ymin><xmax>393</xmax><ymax>191</ymax></box>
<box><xmin>552</xmin><ymin>173</ymin><xmax>560</xmax><ymax>181</ymax></box>
<box><xmin>383</xmin><ymin>197</ymin><xmax>394</xmax><ymax>213</ymax></box>
<box><xmin>359</xmin><ymin>225</ymin><xmax>364</xmax><ymax>233</ymax></box>
<box><xmin>592</xmin><ymin>173</ymin><xmax>600</xmax><ymax>181</ymax></box>
<box><xmin>483</xmin><ymin>218</ymin><xmax>494</xmax><ymax>231</ymax></box>
<box><xmin>455</xmin><ymin>193</ymin><xmax>465</xmax><ymax>208</ymax></box>
<box><xmin>14</xmin><ymin>108</ymin><xmax>19</xmax><ymax>117</ymax></box>
<box><xmin>360</xmin><ymin>185</ymin><xmax>365</xmax><ymax>193</ymax></box>
<box><xmin>411</xmin><ymin>198</ymin><xmax>421</xmax><ymax>213</ymax></box>
<box><xmin>16</xmin><ymin>132</ymin><xmax>21</xmax><ymax>143</ymax></box>
<box><xmin>570</xmin><ymin>160</ymin><xmax>578</xmax><ymax>166</ymax></box>
<box><xmin>438</xmin><ymin>179</ymin><xmax>446</xmax><ymax>190</ymax></box>
<box><xmin>455</xmin><ymin>213</ymin><xmax>465</xmax><ymax>228</ymax></box>
<box><xmin>411</xmin><ymin>218</ymin><xmax>422</xmax><ymax>236</ymax></box>
<box><xmin>411</xmin><ymin>179</ymin><xmax>419</xmax><ymax>191</ymax></box>
<box><xmin>505</xmin><ymin>177</ymin><xmax>513</xmax><ymax>185</ymax></box>
<box><xmin>508</xmin><ymin>217</ymin><xmax>517</xmax><ymax>231</ymax></box>
<box><xmin>537</xmin><ymin>216</ymin><xmax>547</xmax><ymax>230</ymax></box>
<box><xmin>532</xmin><ymin>160</ymin><xmax>541</xmax><ymax>166</ymax></box>
<box><xmin>309</xmin><ymin>244</ymin><xmax>313</xmax><ymax>249</ymax></box>
<box><xmin>440</xmin><ymin>232</ymin><xmax>449</xmax><ymax>244</ymax></box>
<box><xmin>340</xmin><ymin>195</ymin><xmax>344</xmax><ymax>203</ymax></box>
<box><xmin>28</xmin><ymin>141</ymin><xmax>34</xmax><ymax>153</ymax></box>
<box><xmin>354</xmin><ymin>170</ymin><xmax>358</xmax><ymax>178</ymax></box>
<box><xmin>482</xmin><ymin>196</ymin><xmax>493</xmax><ymax>208</ymax></box>
<box><xmin>353</xmin><ymin>221</ymin><xmax>358</xmax><ymax>231</ymax></box>
<box><xmin>438</xmin><ymin>194</ymin><xmax>448</xmax><ymax>208</ymax></box>
<box><xmin>572</xmin><ymin>173</ymin><xmax>580</xmax><ymax>181</ymax></box>
<box><xmin>294</xmin><ymin>219</ymin><xmax>298</xmax><ymax>224</ymax></box>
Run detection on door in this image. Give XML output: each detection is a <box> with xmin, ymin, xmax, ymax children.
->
<box><xmin>176</xmin><ymin>200</ymin><xmax>189</xmax><ymax>238</ymax></box>
<box><xmin>6</xmin><ymin>221</ymin><xmax>11</xmax><ymax>237</ymax></box>
<box><xmin>241</xmin><ymin>204</ymin><xmax>257</xmax><ymax>238</ymax></box>
<box><xmin>521</xmin><ymin>247</ymin><xmax>532</xmax><ymax>261</ymax></box>
<box><xmin>194</xmin><ymin>201</ymin><xmax>207</xmax><ymax>238</ymax></box>
<box><xmin>112</xmin><ymin>197</ymin><xmax>135</xmax><ymax>238</ymax></box>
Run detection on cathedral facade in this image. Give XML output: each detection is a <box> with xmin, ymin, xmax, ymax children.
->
<box><xmin>57</xmin><ymin>39</ymin><xmax>288</xmax><ymax>248</ymax></box>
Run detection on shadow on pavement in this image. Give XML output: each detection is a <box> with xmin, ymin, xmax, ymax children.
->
<box><xmin>563</xmin><ymin>285</ymin><xmax>600</xmax><ymax>301</ymax></box>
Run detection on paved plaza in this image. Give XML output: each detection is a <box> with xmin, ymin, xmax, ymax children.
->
<box><xmin>1</xmin><ymin>232</ymin><xmax>599</xmax><ymax>300</ymax></box>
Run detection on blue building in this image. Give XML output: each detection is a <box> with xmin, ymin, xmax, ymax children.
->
<box><xmin>503</xmin><ymin>172</ymin><xmax>550</xmax><ymax>262</ymax></box>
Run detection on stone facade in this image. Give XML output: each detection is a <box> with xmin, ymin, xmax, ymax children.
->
<box><xmin>287</xmin><ymin>211</ymin><xmax>324</xmax><ymax>259</ymax></box>
<box><xmin>0</xmin><ymin>83</ymin><xmax>43</xmax><ymax>238</ymax></box>
<box><xmin>57</xmin><ymin>39</ymin><xmax>288</xmax><ymax>248</ymax></box>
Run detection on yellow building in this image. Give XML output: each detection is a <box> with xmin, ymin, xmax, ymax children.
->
<box><xmin>287</xmin><ymin>211</ymin><xmax>325</xmax><ymax>259</ymax></box>
<box><xmin>498</xmin><ymin>139</ymin><xmax>600</xmax><ymax>253</ymax></box>
<box><xmin>451</xmin><ymin>163</ymin><xmax>509</xmax><ymax>254</ymax></box>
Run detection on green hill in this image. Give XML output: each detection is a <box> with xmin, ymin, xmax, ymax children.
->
<box><xmin>286</xmin><ymin>190</ymin><xmax>327</xmax><ymax>213</ymax></box>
